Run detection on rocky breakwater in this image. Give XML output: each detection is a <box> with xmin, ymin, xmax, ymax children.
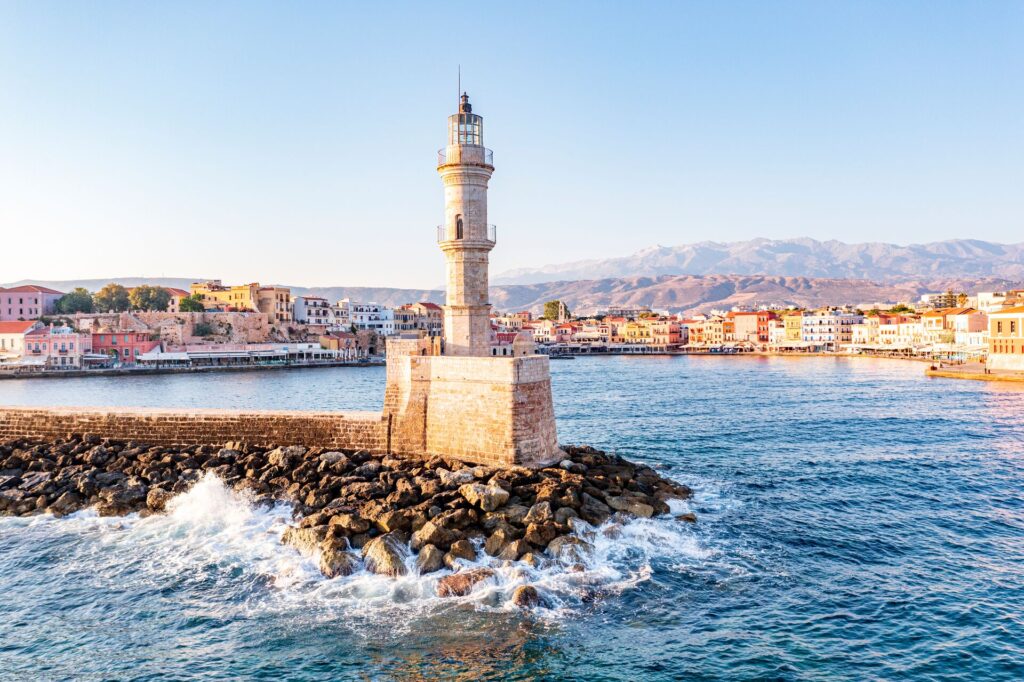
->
<box><xmin>0</xmin><ymin>436</ymin><xmax>693</xmax><ymax>601</ymax></box>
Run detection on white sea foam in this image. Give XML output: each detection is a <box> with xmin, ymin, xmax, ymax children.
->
<box><xmin>22</xmin><ymin>472</ymin><xmax>711</xmax><ymax>622</ymax></box>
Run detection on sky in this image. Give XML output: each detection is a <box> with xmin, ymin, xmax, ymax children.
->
<box><xmin>1</xmin><ymin>1</ymin><xmax>1021</xmax><ymax>288</ymax></box>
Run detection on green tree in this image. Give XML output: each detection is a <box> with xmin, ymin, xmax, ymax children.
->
<box><xmin>129</xmin><ymin>285</ymin><xmax>171</xmax><ymax>311</ymax></box>
<box><xmin>55</xmin><ymin>288</ymin><xmax>94</xmax><ymax>314</ymax></box>
<box><xmin>543</xmin><ymin>300</ymin><xmax>570</xmax><ymax>321</ymax></box>
<box><xmin>178</xmin><ymin>294</ymin><xmax>205</xmax><ymax>313</ymax></box>
<box><xmin>888</xmin><ymin>303</ymin><xmax>914</xmax><ymax>314</ymax></box>
<box><xmin>192</xmin><ymin>322</ymin><xmax>215</xmax><ymax>337</ymax></box>
<box><xmin>94</xmin><ymin>283</ymin><xmax>131</xmax><ymax>312</ymax></box>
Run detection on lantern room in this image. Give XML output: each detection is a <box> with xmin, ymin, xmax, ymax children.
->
<box><xmin>448</xmin><ymin>92</ymin><xmax>483</xmax><ymax>146</ymax></box>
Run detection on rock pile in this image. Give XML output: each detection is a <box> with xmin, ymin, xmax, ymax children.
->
<box><xmin>0</xmin><ymin>436</ymin><xmax>693</xmax><ymax>597</ymax></box>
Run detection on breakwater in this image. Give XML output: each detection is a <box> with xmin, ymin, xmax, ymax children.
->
<box><xmin>0</xmin><ymin>435</ymin><xmax>693</xmax><ymax>592</ymax></box>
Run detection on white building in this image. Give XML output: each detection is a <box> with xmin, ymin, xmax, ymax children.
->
<box><xmin>0</xmin><ymin>320</ymin><xmax>44</xmax><ymax>365</ymax></box>
<box><xmin>801</xmin><ymin>309</ymin><xmax>864</xmax><ymax>351</ymax></box>
<box><xmin>348</xmin><ymin>301</ymin><xmax>395</xmax><ymax>336</ymax></box>
<box><xmin>292</xmin><ymin>295</ymin><xmax>331</xmax><ymax>329</ymax></box>
<box><xmin>328</xmin><ymin>300</ymin><xmax>351</xmax><ymax>331</ymax></box>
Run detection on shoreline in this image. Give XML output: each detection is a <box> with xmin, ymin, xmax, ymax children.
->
<box><xmin>547</xmin><ymin>350</ymin><xmax>935</xmax><ymax>364</ymax></box>
<box><xmin>0</xmin><ymin>359</ymin><xmax>385</xmax><ymax>381</ymax></box>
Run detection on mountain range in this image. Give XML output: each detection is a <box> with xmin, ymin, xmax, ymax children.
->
<box><xmin>4</xmin><ymin>273</ymin><xmax>1021</xmax><ymax>316</ymax></box>
<box><xmin>492</xmin><ymin>238</ymin><xmax>1024</xmax><ymax>284</ymax></box>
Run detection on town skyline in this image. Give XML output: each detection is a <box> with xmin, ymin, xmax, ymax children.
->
<box><xmin>3</xmin><ymin>2</ymin><xmax>1022</xmax><ymax>287</ymax></box>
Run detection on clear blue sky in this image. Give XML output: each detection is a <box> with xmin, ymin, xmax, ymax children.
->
<box><xmin>1</xmin><ymin>1</ymin><xmax>1021</xmax><ymax>288</ymax></box>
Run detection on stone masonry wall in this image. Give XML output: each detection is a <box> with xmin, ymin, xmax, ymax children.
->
<box><xmin>384</xmin><ymin>354</ymin><xmax>563</xmax><ymax>468</ymax></box>
<box><xmin>0</xmin><ymin>406</ymin><xmax>390</xmax><ymax>453</ymax></box>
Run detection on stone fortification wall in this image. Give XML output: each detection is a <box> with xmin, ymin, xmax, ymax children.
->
<box><xmin>384</xmin><ymin>354</ymin><xmax>563</xmax><ymax>468</ymax></box>
<box><xmin>0</xmin><ymin>407</ymin><xmax>389</xmax><ymax>453</ymax></box>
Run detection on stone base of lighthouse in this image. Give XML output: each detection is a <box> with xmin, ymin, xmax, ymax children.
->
<box><xmin>383</xmin><ymin>339</ymin><xmax>563</xmax><ymax>468</ymax></box>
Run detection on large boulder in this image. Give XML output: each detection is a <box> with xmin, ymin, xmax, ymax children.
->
<box><xmin>146</xmin><ymin>487</ymin><xmax>173</xmax><ymax>512</ymax></box>
<box><xmin>319</xmin><ymin>548</ymin><xmax>361</xmax><ymax>578</ymax></box>
<box><xmin>411</xmin><ymin>521</ymin><xmax>459</xmax><ymax>551</ymax></box>
<box><xmin>510</xmin><ymin>585</ymin><xmax>543</xmax><ymax>608</ymax></box>
<box><xmin>267</xmin><ymin>446</ymin><xmax>306</xmax><ymax>468</ymax></box>
<box><xmin>578</xmin><ymin>493</ymin><xmax>612</xmax><ymax>526</ymax></box>
<box><xmin>48</xmin><ymin>490</ymin><xmax>84</xmax><ymax>518</ymax></box>
<box><xmin>436</xmin><ymin>568</ymin><xmax>494</xmax><ymax>597</ymax></box>
<box><xmin>497</xmin><ymin>538</ymin><xmax>531</xmax><ymax>561</ymax></box>
<box><xmin>329</xmin><ymin>513</ymin><xmax>370</xmax><ymax>534</ymax></box>
<box><xmin>606</xmin><ymin>495</ymin><xmax>655</xmax><ymax>518</ymax></box>
<box><xmin>416</xmin><ymin>544</ymin><xmax>444</xmax><ymax>574</ymax></box>
<box><xmin>523</xmin><ymin>522</ymin><xmax>558</xmax><ymax>548</ymax></box>
<box><xmin>437</xmin><ymin>468</ymin><xmax>475</xmax><ymax>488</ymax></box>
<box><xmin>523</xmin><ymin>501</ymin><xmax>554</xmax><ymax>525</ymax></box>
<box><xmin>96</xmin><ymin>482</ymin><xmax>148</xmax><ymax>516</ymax></box>
<box><xmin>546</xmin><ymin>535</ymin><xmax>594</xmax><ymax>564</ymax></box>
<box><xmin>484</xmin><ymin>527</ymin><xmax>518</xmax><ymax>557</ymax></box>
<box><xmin>361</xmin><ymin>533</ymin><xmax>409</xmax><ymax>577</ymax></box>
<box><xmin>282</xmin><ymin>526</ymin><xmax>328</xmax><ymax>556</ymax></box>
<box><xmin>458</xmin><ymin>483</ymin><xmax>509</xmax><ymax>512</ymax></box>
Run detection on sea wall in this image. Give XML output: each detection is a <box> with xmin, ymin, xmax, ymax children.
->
<box><xmin>0</xmin><ymin>406</ymin><xmax>390</xmax><ymax>453</ymax></box>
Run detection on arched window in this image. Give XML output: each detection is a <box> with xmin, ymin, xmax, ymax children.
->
<box><xmin>456</xmin><ymin>215</ymin><xmax>463</xmax><ymax>240</ymax></box>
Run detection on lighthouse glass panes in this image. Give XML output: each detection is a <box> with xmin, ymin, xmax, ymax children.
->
<box><xmin>449</xmin><ymin>113</ymin><xmax>482</xmax><ymax>146</ymax></box>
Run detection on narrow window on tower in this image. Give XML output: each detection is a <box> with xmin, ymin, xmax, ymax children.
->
<box><xmin>456</xmin><ymin>216</ymin><xmax>464</xmax><ymax>240</ymax></box>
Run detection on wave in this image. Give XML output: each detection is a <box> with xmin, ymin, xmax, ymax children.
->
<box><xmin>10</xmin><ymin>473</ymin><xmax>711</xmax><ymax>624</ymax></box>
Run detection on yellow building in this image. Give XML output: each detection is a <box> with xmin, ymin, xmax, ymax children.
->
<box><xmin>782</xmin><ymin>312</ymin><xmax>804</xmax><ymax>341</ymax></box>
<box><xmin>622</xmin><ymin>321</ymin><xmax>653</xmax><ymax>344</ymax></box>
<box><xmin>190</xmin><ymin>280</ymin><xmax>292</xmax><ymax>325</ymax></box>
<box><xmin>988</xmin><ymin>305</ymin><xmax>1024</xmax><ymax>372</ymax></box>
<box><xmin>191</xmin><ymin>281</ymin><xmax>259</xmax><ymax>311</ymax></box>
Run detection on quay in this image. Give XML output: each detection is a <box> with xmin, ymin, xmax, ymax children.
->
<box><xmin>0</xmin><ymin>359</ymin><xmax>383</xmax><ymax>381</ymax></box>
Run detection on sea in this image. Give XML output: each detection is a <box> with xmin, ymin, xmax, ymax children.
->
<box><xmin>0</xmin><ymin>356</ymin><xmax>1022</xmax><ymax>681</ymax></box>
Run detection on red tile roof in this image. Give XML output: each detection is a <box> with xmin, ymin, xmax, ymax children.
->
<box><xmin>0</xmin><ymin>320</ymin><xmax>41</xmax><ymax>334</ymax></box>
<box><xmin>165</xmin><ymin>288</ymin><xmax>191</xmax><ymax>296</ymax></box>
<box><xmin>2</xmin><ymin>285</ymin><xmax>64</xmax><ymax>295</ymax></box>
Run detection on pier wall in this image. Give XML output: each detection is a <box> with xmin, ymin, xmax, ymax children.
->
<box><xmin>0</xmin><ymin>406</ymin><xmax>391</xmax><ymax>453</ymax></box>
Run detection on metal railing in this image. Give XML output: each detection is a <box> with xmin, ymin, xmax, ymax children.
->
<box><xmin>437</xmin><ymin>224</ymin><xmax>497</xmax><ymax>244</ymax></box>
<box><xmin>437</xmin><ymin>146</ymin><xmax>493</xmax><ymax>167</ymax></box>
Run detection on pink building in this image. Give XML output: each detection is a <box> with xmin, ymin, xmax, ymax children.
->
<box><xmin>92</xmin><ymin>331</ymin><xmax>160</xmax><ymax>366</ymax></box>
<box><xmin>23</xmin><ymin>325</ymin><xmax>93</xmax><ymax>369</ymax></box>
<box><xmin>0</xmin><ymin>285</ymin><xmax>65</xmax><ymax>321</ymax></box>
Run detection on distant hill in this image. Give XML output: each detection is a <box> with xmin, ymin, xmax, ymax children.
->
<box><xmin>493</xmin><ymin>238</ymin><xmax>1024</xmax><ymax>285</ymax></box>
<box><xmin>6</xmin><ymin>274</ymin><xmax>1020</xmax><ymax>315</ymax></box>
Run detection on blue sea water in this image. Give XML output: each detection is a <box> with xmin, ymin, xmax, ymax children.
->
<box><xmin>1</xmin><ymin>356</ymin><xmax>1022</xmax><ymax>681</ymax></box>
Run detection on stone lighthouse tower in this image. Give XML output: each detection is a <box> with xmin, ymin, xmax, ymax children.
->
<box><xmin>437</xmin><ymin>92</ymin><xmax>495</xmax><ymax>356</ymax></box>
<box><xmin>382</xmin><ymin>89</ymin><xmax>562</xmax><ymax>468</ymax></box>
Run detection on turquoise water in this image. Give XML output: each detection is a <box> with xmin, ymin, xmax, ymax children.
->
<box><xmin>1</xmin><ymin>357</ymin><xmax>1023</xmax><ymax>680</ymax></box>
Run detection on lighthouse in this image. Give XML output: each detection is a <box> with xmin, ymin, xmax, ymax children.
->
<box><xmin>437</xmin><ymin>92</ymin><xmax>496</xmax><ymax>356</ymax></box>
<box><xmin>383</xmin><ymin>88</ymin><xmax>562</xmax><ymax>468</ymax></box>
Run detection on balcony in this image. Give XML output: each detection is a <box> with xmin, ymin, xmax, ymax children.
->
<box><xmin>437</xmin><ymin>146</ymin><xmax>493</xmax><ymax>167</ymax></box>
<box><xmin>437</xmin><ymin>224</ymin><xmax>496</xmax><ymax>245</ymax></box>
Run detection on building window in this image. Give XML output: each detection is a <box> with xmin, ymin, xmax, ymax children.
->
<box><xmin>456</xmin><ymin>215</ymin><xmax>464</xmax><ymax>240</ymax></box>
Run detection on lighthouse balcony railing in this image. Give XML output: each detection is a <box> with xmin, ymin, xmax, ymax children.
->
<box><xmin>437</xmin><ymin>146</ymin><xmax>493</xmax><ymax>167</ymax></box>
<box><xmin>437</xmin><ymin>224</ymin><xmax>497</xmax><ymax>244</ymax></box>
